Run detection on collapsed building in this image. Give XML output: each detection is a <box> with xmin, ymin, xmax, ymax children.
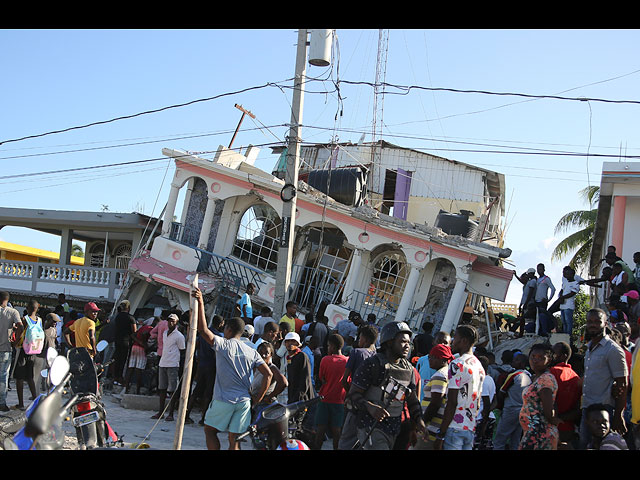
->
<box><xmin>122</xmin><ymin>140</ymin><xmax>515</xmax><ymax>343</ymax></box>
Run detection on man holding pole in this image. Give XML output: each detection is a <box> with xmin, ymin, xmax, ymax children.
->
<box><xmin>192</xmin><ymin>286</ymin><xmax>272</xmax><ymax>450</ymax></box>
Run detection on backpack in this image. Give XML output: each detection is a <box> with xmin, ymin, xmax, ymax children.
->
<box><xmin>23</xmin><ymin>316</ymin><xmax>45</xmax><ymax>355</ymax></box>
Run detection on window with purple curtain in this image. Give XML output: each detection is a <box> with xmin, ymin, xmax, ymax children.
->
<box><xmin>393</xmin><ymin>168</ymin><xmax>412</xmax><ymax>220</ymax></box>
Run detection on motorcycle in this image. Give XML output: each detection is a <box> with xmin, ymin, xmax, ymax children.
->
<box><xmin>3</xmin><ymin>347</ymin><xmax>75</xmax><ymax>450</ymax></box>
<box><xmin>237</xmin><ymin>396</ymin><xmax>322</xmax><ymax>450</ymax></box>
<box><xmin>66</xmin><ymin>340</ymin><xmax>122</xmax><ymax>449</ymax></box>
<box><xmin>2</xmin><ymin>340</ymin><xmax>125</xmax><ymax>450</ymax></box>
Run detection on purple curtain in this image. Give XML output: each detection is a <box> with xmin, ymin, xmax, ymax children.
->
<box><xmin>393</xmin><ymin>168</ymin><xmax>412</xmax><ymax>220</ymax></box>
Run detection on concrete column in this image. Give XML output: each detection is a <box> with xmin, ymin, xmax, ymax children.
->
<box><xmin>394</xmin><ymin>264</ymin><xmax>421</xmax><ymax>323</ymax></box>
<box><xmin>59</xmin><ymin>228</ymin><xmax>74</xmax><ymax>266</ymax></box>
<box><xmin>162</xmin><ymin>182</ymin><xmax>181</xmax><ymax>235</ymax></box>
<box><xmin>440</xmin><ymin>273</ymin><xmax>469</xmax><ymax>335</ymax></box>
<box><xmin>179</xmin><ymin>178</ymin><xmax>196</xmax><ymax>225</ymax></box>
<box><xmin>198</xmin><ymin>194</ymin><xmax>218</xmax><ymax>250</ymax></box>
<box><xmin>612</xmin><ymin>195</ymin><xmax>627</xmax><ymax>255</ymax></box>
<box><xmin>341</xmin><ymin>248</ymin><xmax>364</xmax><ymax>308</ymax></box>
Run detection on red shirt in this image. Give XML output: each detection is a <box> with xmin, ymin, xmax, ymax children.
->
<box><xmin>624</xmin><ymin>348</ymin><xmax>632</xmax><ymax>375</ymax></box>
<box><xmin>318</xmin><ymin>354</ymin><xmax>348</xmax><ymax>404</ymax></box>
<box><xmin>294</xmin><ymin>317</ymin><xmax>305</xmax><ymax>335</ymax></box>
<box><xmin>550</xmin><ymin>363</ymin><xmax>582</xmax><ymax>432</ymax></box>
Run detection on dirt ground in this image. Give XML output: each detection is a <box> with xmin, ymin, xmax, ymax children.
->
<box><xmin>4</xmin><ymin>381</ymin><xmax>332</xmax><ymax>450</ymax></box>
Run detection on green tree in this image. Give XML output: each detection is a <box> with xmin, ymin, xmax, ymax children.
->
<box><xmin>71</xmin><ymin>243</ymin><xmax>84</xmax><ymax>258</ymax></box>
<box><xmin>571</xmin><ymin>291</ymin><xmax>591</xmax><ymax>337</ymax></box>
<box><xmin>551</xmin><ymin>185</ymin><xmax>599</xmax><ymax>271</ymax></box>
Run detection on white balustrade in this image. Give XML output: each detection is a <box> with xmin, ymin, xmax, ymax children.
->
<box><xmin>0</xmin><ymin>261</ymin><xmax>33</xmax><ymax>279</ymax></box>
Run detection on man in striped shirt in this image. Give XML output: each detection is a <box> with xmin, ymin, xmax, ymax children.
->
<box><xmin>417</xmin><ymin>344</ymin><xmax>454</xmax><ymax>449</ymax></box>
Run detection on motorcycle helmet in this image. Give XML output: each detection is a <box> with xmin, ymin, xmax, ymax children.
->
<box><xmin>379</xmin><ymin>321</ymin><xmax>412</xmax><ymax>346</ymax></box>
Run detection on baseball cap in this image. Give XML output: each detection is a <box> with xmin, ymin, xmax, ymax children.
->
<box><xmin>119</xmin><ymin>300</ymin><xmax>131</xmax><ymax>309</ymax></box>
<box><xmin>526</xmin><ymin>268</ymin><xmax>535</xmax><ymax>274</ymax></box>
<box><xmin>284</xmin><ymin>332</ymin><xmax>301</xmax><ymax>345</ymax></box>
<box><xmin>244</xmin><ymin>324</ymin><xmax>255</xmax><ymax>337</ymax></box>
<box><xmin>168</xmin><ymin>313</ymin><xmax>179</xmax><ymax>322</ymax></box>
<box><xmin>623</xmin><ymin>290</ymin><xmax>639</xmax><ymax>300</ymax></box>
<box><xmin>429</xmin><ymin>344</ymin><xmax>455</xmax><ymax>361</ymax></box>
<box><xmin>84</xmin><ymin>302</ymin><xmax>100</xmax><ymax>313</ymax></box>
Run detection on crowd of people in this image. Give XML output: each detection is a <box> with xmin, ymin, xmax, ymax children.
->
<box><xmin>0</xmin><ymin>243</ymin><xmax>638</xmax><ymax>451</ymax></box>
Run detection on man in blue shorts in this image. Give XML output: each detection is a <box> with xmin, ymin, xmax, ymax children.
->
<box><xmin>193</xmin><ymin>287</ymin><xmax>272</xmax><ymax>450</ymax></box>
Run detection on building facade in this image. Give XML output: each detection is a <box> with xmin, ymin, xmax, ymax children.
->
<box><xmin>124</xmin><ymin>143</ymin><xmax>514</xmax><ymax>336</ymax></box>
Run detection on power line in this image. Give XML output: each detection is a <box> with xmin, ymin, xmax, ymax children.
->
<box><xmin>0</xmin><ymin>124</ymin><xmax>288</xmax><ymax>161</ymax></box>
<box><xmin>334</xmin><ymin>80</ymin><xmax>640</xmax><ymax>106</ymax></box>
<box><xmin>0</xmin><ymin>140</ymin><xmax>286</xmax><ymax>182</ymax></box>
<box><xmin>298</xmin><ymin>125</ymin><xmax>640</xmax><ymax>160</ymax></box>
<box><xmin>0</xmin><ymin>81</ymin><xmax>292</xmax><ymax>147</ymax></box>
<box><xmin>5</xmin><ymin>76</ymin><xmax>640</xmax><ymax>150</ymax></box>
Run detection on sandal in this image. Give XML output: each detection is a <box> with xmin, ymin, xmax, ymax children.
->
<box><xmin>151</xmin><ymin>413</ymin><xmax>164</xmax><ymax>420</ymax></box>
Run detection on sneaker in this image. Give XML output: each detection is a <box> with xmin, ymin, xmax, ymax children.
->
<box><xmin>0</xmin><ymin>404</ymin><xmax>9</xmax><ymax>412</ymax></box>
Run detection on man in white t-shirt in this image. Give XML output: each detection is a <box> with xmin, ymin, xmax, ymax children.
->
<box><xmin>434</xmin><ymin>325</ymin><xmax>485</xmax><ymax>451</ymax></box>
<box><xmin>559</xmin><ymin>266</ymin><xmax>581</xmax><ymax>340</ymax></box>
<box><xmin>151</xmin><ymin>313</ymin><xmax>185</xmax><ymax>421</ymax></box>
<box><xmin>252</xmin><ymin>306</ymin><xmax>274</xmax><ymax>337</ymax></box>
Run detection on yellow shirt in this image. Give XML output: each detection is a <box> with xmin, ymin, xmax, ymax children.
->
<box><xmin>279</xmin><ymin>315</ymin><xmax>296</xmax><ymax>333</ymax></box>
<box><xmin>631</xmin><ymin>345</ymin><xmax>640</xmax><ymax>424</ymax></box>
<box><xmin>70</xmin><ymin>317</ymin><xmax>96</xmax><ymax>353</ymax></box>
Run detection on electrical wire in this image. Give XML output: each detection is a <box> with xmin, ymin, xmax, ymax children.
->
<box><xmin>0</xmin><ymin>80</ymin><xmax>295</xmax><ymax>147</ymax></box>
<box><xmin>6</xmin><ymin>75</ymin><xmax>640</xmax><ymax>151</ymax></box>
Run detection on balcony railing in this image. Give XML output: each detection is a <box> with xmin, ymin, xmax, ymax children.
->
<box><xmin>0</xmin><ymin>259</ymin><xmax>126</xmax><ymax>302</ymax></box>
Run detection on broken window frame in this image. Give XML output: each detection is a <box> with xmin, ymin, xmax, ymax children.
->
<box><xmin>231</xmin><ymin>203</ymin><xmax>281</xmax><ymax>274</ymax></box>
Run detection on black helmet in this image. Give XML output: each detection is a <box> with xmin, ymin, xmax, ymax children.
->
<box><xmin>379</xmin><ymin>321</ymin><xmax>412</xmax><ymax>345</ymax></box>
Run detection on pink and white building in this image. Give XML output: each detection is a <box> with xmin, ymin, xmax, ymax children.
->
<box><xmin>124</xmin><ymin>143</ymin><xmax>515</xmax><ymax>336</ymax></box>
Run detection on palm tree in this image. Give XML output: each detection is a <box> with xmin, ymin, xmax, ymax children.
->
<box><xmin>551</xmin><ymin>185</ymin><xmax>599</xmax><ymax>272</ymax></box>
<box><xmin>71</xmin><ymin>243</ymin><xmax>85</xmax><ymax>258</ymax></box>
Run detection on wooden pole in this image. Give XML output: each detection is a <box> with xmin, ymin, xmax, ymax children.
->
<box><xmin>173</xmin><ymin>273</ymin><xmax>199</xmax><ymax>450</ymax></box>
<box><xmin>228</xmin><ymin>104</ymin><xmax>255</xmax><ymax>149</ymax></box>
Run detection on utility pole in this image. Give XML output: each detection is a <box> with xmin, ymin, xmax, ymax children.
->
<box><xmin>273</xmin><ymin>29</ymin><xmax>309</xmax><ymax>319</ymax></box>
<box><xmin>228</xmin><ymin>104</ymin><xmax>255</xmax><ymax>149</ymax></box>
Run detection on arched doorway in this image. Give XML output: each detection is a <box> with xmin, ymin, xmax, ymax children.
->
<box><xmin>410</xmin><ymin>257</ymin><xmax>457</xmax><ymax>333</ymax></box>
<box><xmin>291</xmin><ymin>225</ymin><xmax>352</xmax><ymax>311</ymax></box>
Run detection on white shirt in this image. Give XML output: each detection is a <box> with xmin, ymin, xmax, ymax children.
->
<box><xmin>159</xmin><ymin>328</ymin><xmax>185</xmax><ymax>368</ymax></box>
<box><xmin>253</xmin><ymin>316</ymin><xmax>274</xmax><ymax>336</ymax></box>
<box><xmin>560</xmin><ymin>277</ymin><xmax>582</xmax><ymax>310</ymax></box>
<box><xmin>535</xmin><ymin>275</ymin><xmax>556</xmax><ymax>303</ymax></box>
<box><xmin>477</xmin><ymin>374</ymin><xmax>496</xmax><ymax>421</ymax></box>
<box><xmin>520</xmin><ymin>278</ymin><xmax>537</xmax><ymax>306</ymax></box>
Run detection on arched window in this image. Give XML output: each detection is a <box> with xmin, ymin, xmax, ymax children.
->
<box><xmin>89</xmin><ymin>242</ymin><xmax>108</xmax><ymax>267</ymax></box>
<box><xmin>368</xmin><ymin>251</ymin><xmax>409</xmax><ymax>311</ymax></box>
<box><xmin>232</xmin><ymin>204</ymin><xmax>280</xmax><ymax>273</ymax></box>
<box><xmin>114</xmin><ymin>243</ymin><xmax>133</xmax><ymax>270</ymax></box>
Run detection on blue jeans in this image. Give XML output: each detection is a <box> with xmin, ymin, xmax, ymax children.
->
<box><xmin>561</xmin><ymin>309</ymin><xmax>574</xmax><ymax>336</ymax></box>
<box><xmin>0</xmin><ymin>351</ymin><xmax>11</xmax><ymax>406</ymax></box>
<box><xmin>443</xmin><ymin>428</ymin><xmax>475</xmax><ymax>450</ymax></box>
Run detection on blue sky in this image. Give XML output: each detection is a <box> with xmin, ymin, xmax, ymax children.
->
<box><xmin>2</xmin><ymin>29</ymin><xmax>640</xmax><ymax>304</ymax></box>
